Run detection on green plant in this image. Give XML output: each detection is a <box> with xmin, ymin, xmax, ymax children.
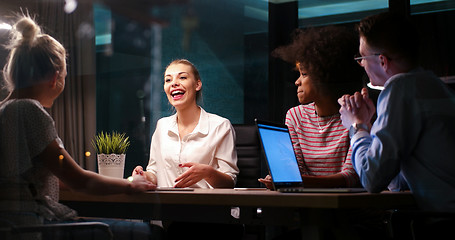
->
<box><xmin>92</xmin><ymin>131</ymin><xmax>130</xmax><ymax>154</ymax></box>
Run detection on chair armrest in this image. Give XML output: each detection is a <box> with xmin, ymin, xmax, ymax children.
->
<box><xmin>4</xmin><ymin>221</ymin><xmax>113</xmax><ymax>240</ymax></box>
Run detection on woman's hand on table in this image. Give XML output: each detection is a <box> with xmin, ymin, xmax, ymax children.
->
<box><xmin>174</xmin><ymin>162</ymin><xmax>213</xmax><ymax>188</ymax></box>
<box><xmin>132</xmin><ymin>166</ymin><xmax>145</xmax><ymax>176</ymax></box>
<box><xmin>258</xmin><ymin>175</ymin><xmax>274</xmax><ymax>190</ymax></box>
<box><xmin>131</xmin><ymin>166</ymin><xmax>157</xmax><ymax>186</ymax></box>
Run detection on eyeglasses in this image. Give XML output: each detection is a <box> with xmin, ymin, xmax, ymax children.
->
<box><xmin>354</xmin><ymin>53</ymin><xmax>381</xmax><ymax>65</ymax></box>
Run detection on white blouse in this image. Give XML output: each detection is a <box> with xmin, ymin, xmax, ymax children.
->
<box><xmin>146</xmin><ymin>107</ymin><xmax>239</xmax><ymax>188</ymax></box>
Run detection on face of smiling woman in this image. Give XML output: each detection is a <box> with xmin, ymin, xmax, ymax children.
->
<box><xmin>164</xmin><ymin>63</ymin><xmax>202</xmax><ymax>111</ymax></box>
<box><xmin>295</xmin><ymin>64</ymin><xmax>318</xmax><ymax>105</ymax></box>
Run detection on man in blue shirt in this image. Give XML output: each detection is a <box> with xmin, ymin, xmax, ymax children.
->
<box><xmin>338</xmin><ymin>12</ymin><xmax>455</xmax><ymax>213</ymax></box>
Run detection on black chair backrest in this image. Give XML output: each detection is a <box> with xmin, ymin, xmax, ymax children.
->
<box><xmin>233</xmin><ymin>124</ymin><xmax>266</xmax><ymax>188</ymax></box>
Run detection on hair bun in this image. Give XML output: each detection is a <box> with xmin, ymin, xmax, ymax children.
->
<box><xmin>14</xmin><ymin>17</ymin><xmax>41</xmax><ymax>44</ymax></box>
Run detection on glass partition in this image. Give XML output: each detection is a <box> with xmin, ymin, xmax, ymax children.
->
<box><xmin>1</xmin><ymin>0</ymin><xmax>454</xmax><ymax>172</ymax></box>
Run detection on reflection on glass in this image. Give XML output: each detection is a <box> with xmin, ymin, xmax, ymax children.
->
<box><xmin>298</xmin><ymin>0</ymin><xmax>454</xmax><ymax>26</ymax></box>
<box><xmin>298</xmin><ymin>0</ymin><xmax>387</xmax><ymax>19</ymax></box>
<box><xmin>411</xmin><ymin>0</ymin><xmax>455</xmax><ymax>14</ymax></box>
<box><xmin>298</xmin><ymin>0</ymin><xmax>388</xmax><ymax>26</ymax></box>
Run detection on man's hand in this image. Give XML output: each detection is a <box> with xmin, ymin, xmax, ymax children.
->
<box><xmin>338</xmin><ymin>87</ymin><xmax>375</xmax><ymax>129</ymax></box>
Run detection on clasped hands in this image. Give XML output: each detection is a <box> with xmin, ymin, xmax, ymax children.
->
<box><xmin>125</xmin><ymin>173</ymin><xmax>157</xmax><ymax>192</ymax></box>
<box><xmin>338</xmin><ymin>87</ymin><xmax>375</xmax><ymax>130</ymax></box>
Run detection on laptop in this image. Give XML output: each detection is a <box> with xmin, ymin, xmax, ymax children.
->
<box><xmin>255</xmin><ymin>119</ymin><xmax>366</xmax><ymax>193</ymax></box>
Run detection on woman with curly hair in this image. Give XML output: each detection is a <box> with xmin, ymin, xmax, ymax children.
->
<box><xmin>260</xmin><ymin>26</ymin><xmax>365</xmax><ymax>188</ymax></box>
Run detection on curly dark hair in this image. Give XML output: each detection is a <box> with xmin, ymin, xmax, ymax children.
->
<box><xmin>272</xmin><ymin>25</ymin><xmax>365</xmax><ymax>102</ymax></box>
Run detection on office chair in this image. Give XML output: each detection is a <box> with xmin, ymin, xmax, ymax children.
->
<box><xmin>232</xmin><ymin>124</ymin><xmax>267</xmax><ymax>240</ymax></box>
<box><xmin>233</xmin><ymin>124</ymin><xmax>265</xmax><ymax>188</ymax></box>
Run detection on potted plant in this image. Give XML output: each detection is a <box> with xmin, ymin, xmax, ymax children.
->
<box><xmin>92</xmin><ymin>131</ymin><xmax>130</xmax><ymax>178</ymax></box>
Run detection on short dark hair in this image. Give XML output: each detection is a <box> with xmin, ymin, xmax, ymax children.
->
<box><xmin>357</xmin><ymin>12</ymin><xmax>420</xmax><ymax>66</ymax></box>
<box><xmin>272</xmin><ymin>25</ymin><xmax>365</xmax><ymax>101</ymax></box>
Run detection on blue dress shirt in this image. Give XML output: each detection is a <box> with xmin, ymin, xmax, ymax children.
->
<box><xmin>351</xmin><ymin>68</ymin><xmax>455</xmax><ymax>212</ymax></box>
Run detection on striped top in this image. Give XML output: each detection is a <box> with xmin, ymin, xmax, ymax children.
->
<box><xmin>285</xmin><ymin>103</ymin><xmax>359</xmax><ymax>187</ymax></box>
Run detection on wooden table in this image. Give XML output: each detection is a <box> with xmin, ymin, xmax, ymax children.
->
<box><xmin>60</xmin><ymin>188</ymin><xmax>415</xmax><ymax>225</ymax></box>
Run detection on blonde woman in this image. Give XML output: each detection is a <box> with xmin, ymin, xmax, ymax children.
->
<box><xmin>0</xmin><ymin>15</ymin><xmax>160</xmax><ymax>239</ymax></box>
<box><xmin>133</xmin><ymin>59</ymin><xmax>239</xmax><ymax>189</ymax></box>
<box><xmin>132</xmin><ymin>59</ymin><xmax>242</xmax><ymax>240</ymax></box>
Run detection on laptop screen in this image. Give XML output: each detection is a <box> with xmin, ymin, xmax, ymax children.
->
<box><xmin>256</xmin><ymin>122</ymin><xmax>302</xmax><ymax>185</ymax></box>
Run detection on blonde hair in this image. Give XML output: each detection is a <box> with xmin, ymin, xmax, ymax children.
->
<box><xmin>165</xmin><ymin>59</ymin><xmax>203</xmax><ymax>102</ymax></box>
<box><xmin>2</xmin><ymin>15</ymin><xmax>66</xmax><ymax>95</ymax></box>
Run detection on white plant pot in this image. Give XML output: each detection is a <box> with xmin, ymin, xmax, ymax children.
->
<box><xmin>97</xmin><ymin>153</ymin><xmax>125</xmax><ymax>179</ymax></box>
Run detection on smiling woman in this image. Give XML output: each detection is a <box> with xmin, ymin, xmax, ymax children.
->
<box><xmin>131</xmin><ymin>58</ymin><xmax>243</xmax><ymax>239</ymax></box>
<box><xmin>132</xmin><ymin>59</ymin><xmax>239</xmax><ymax>189</ymax></box>
<box><xmin>259</xmin><ymin>26</ymin><xmax>365</xmax><ymax>190</ymax></box>
<box><xmin>164</xmin><ymin>59</ymin><xmax>203</xmax><ymax>112</ymax></box>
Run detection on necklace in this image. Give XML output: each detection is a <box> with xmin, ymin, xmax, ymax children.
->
<box><xmin>316</xmin><ymin>114</ymin><xmax>335</xmax><ymax>133</ymax></box>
